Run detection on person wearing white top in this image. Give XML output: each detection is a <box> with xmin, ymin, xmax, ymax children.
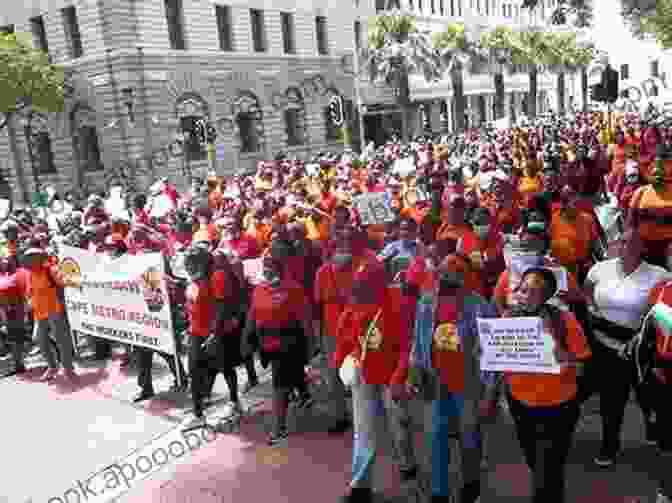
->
<box><xmin>582</xmin><ymin>227</ymin><xmax>672</xmax><ymax>467</ymax></box>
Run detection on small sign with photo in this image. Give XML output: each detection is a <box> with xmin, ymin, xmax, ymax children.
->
<box><xmin>353</xmin><ymin>192</ymin><xmax>396</xmax><ymax>226</ymax></box>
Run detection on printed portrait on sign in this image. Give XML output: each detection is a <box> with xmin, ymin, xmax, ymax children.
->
<box><xmin>141</xmin><ymin>266</ymin><xmax>165</xmax><ymax>313</ymax></box>
<box><xmin>434</xmin><ymin>322</ymin><xmax>460</xmax><ymax>352</ymax></box>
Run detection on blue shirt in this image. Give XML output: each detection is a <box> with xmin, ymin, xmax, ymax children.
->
<box><xmin>377</xmin><ymin>239</ymin><xmax>419</xmax><ymax>262</ymax></box>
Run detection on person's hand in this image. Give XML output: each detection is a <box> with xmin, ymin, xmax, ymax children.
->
<box><xmin>554</xmin><ymin>346</ymin><xmax>576</xmax><ymax>366</ymax></box>
<box><xmin>388</xmin><ymin>383</ymin><xmax>417</xmax><ymax>402</ymax></box>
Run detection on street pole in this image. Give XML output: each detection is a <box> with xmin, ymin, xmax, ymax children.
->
<box><xmin>352</xmin><ymin>14</ymin><xmax>366</xmax><ymax>153</ymax></box>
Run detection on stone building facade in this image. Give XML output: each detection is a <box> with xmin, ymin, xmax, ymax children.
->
<box><xmin>0</xmin><ymin>0</ymin><xmax>559</xmax><ymax>201</ymax></box>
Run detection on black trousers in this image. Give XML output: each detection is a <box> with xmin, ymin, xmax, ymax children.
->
<box><xmin>576</xmin><ymin>340</ymin><xmax>654</xmax><ymax>454</ymax></box>
<box><xmin>508</xmin><ymin>395</ymin><xmax>580</xmax><ymax>503</ymax></box>
<box><xmin>188</xmin><ymin>338</ymin><xmax>209</xmax><ymax>417</ymax></box>
<box><xmin>3</xmin><ymin>321</ymin><xmax>25</xmax><ymax>369</ymax></box>
<box><xmin>136</xmin><ymin>347</ymin><xmax>186</xmax><ymax>393</ymax></box>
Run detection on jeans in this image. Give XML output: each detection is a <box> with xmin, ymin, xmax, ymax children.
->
<box><xmin>349</xmin><ymin>382</ymin><xmax>417</xmax><ymax>489</ymax></box>
<box><xmin>322</xmin><ymin>334</ymin><xmax>347</xmax><ymax>422</ymax></box>
<box><xmin>423</xmin><ymin>388</ymin><xmax>482</xmax><ymax>498</ymax></box>
<box><xmin>508</xmin><ymin>395</ymin><xmax>580</xmax><ymax>503</ymax></box>
<box><xmin>35</xmin><ymin>313</ymin><xmax>73</xmax><ymax>371</ymax></box>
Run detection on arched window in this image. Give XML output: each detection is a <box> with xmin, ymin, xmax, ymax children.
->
<box><xmin>233</xmin><ymin>91</ymin><xmax>263</xmax><ymax>154</ymax></box>
<box><xmin>72</xmin><ymin>103</ymin><xmax>103</xmax><ymax>172</ymax></box>
<box><xmin>284</xmin><ymin>87</ymin><xmax>305</xmax><ymax>147</ymax></box>
<box><xmin>176</xmin><ymin>93</ymin><xmax>209</xmax><ymax>162</ymax></box>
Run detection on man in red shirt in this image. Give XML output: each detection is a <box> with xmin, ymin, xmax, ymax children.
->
<box><xmin>218</xmin><ymin>217</ymin><xmax>261</xmax><ymax>260</ymax></box>
<box><xmin>0</xmin><ymin>257</ymin><xmax>28</xmax><ymax>377</ymax></box>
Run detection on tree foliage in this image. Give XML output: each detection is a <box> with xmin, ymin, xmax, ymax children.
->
<box><xmin>638</xmin><ymin>0</ymin><xmax>672</xmax><ymax>49</ymax></box>
<box><xmin>0</xmin><ymin>32</ymin><xmax>67</xmax><ymax>130</ymax></box>
<box><xmin>432</xmin><ymin>23</ymin><xmax>488</xmax><ymax>70</ymax></box>
<box><xmin>363</xmin><ymin>11</ymin><xmax>444</xmax><ymax>89</ymax></box>
<box><xmin>543</xmin><ymin>31</ymin><xmax>594</xmax><ymax>71</ymax></box>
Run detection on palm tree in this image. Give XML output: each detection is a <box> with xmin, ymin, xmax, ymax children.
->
<box><xmin>361</xmin><ymin>11</ymin><xmax>444</xmax><ymax>141</ymax></box>
<box><xmin>433</xmin><ymin>23</ymin><xmax>488</xmax><ymax>132</ymax></box>
<box><xmin>544</xmin><ymin>31</ymin><xmax>594</xmax><ymax>114</ymax></box>
<box><xmin>480</xmin><ymin>26</ymin><xmax>515</xmax><ymax>121</ymax></box>
<box><xmin>508</xmin><ymin>28</ymin><xmax>552</xmax><ymax>119</ymax></box>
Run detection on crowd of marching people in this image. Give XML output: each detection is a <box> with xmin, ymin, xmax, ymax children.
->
<box><xmin>1</xmin><ymin>108</ymin><xmax>672</xmax><ymax>503</ymax></box>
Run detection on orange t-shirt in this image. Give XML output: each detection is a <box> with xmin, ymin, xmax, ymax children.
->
<box><xmin>506</xmin><ymin>311</ymin><xmax>591</xmax><ymax>407</ymax></box>
<box><xmin>28</xmin><ymin>266</ymin><xmax>64</xmax><ymax>321</ymax></box>
<box><xmin>549</xmin><ymin>207</ymin><xmax>594</xmax><ymax>267</ymax></box>
<box><xmin>251</xmin><ymin>279</ymin><xmax>307</xmax><ymax>330</ymax></box>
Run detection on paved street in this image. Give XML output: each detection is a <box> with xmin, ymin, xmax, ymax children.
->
<box><xmin>0</xmin><ymin>345</ymin><xmax>662</xmax><ymax>503</ymax></box>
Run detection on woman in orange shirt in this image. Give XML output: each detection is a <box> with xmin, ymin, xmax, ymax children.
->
<box><xmin>24</xmin><ymin>247</ymin><xmax>76</xmax><ymax>383</ymax></box>
<box><xmin>497</xmin><ymin>268</ymin><xmax>591</xmax><ymax>503</ymax></box>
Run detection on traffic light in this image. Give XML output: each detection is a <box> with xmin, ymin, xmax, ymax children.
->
<box><xmin>328</xmin><ymin>95</ymin><xmax>344</xmax><ymax>127</ymax></box>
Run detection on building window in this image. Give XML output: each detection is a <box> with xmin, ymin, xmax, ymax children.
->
<box><xmin>215</xmin><ymin>5</ymin><xmax>233</xmax><ymax>51</ymax></box>
<box><xmin>0</xmin><ymin>25</ymin><xmax>15</xmax><ymax>34</ymax></box>
<box><xmin>237</xmin><ymin>115</ymin><xmax>259</xmax><ymax>153</ymax></box>
<box><xmin>233</xmin><ymin>92</ymin><xmax>263</xmax><ymax>154</ymax></box>
<box><xmin>79</xmin><ymin>126</ymin><xmax>103</xmax><ymax>172</ymax></box>
<box><xmin>620</xmin><ymin>64</ymin><xmax>629</xmax><ymax>80</ymax></box>
<box><xmin>376</xmin><ymin>0</ymin><xmax>386</xmax><ymax>12</ymax></box>
<box><xmin>62</xmin><ymin>7</ymin><xmax>83</xmax><ymax>58</ymax></box>
<box><xmin>30</xmin><ymin>17</ymin><xmax>49</xmax><ymax>54</ymax></box>
<box><xmin>250</xmin><ymin>9</ymin><xmax>266</xmax><ymax>53</ymax></box>
<box><xmin>285</xmin><ymin>110</ymin><xmax>304</xmax><ymax>146</ymax></box>
<box><xmin>439</xmin><ymin>0</ymin><xmax>445</xmax><ymax>15</ymax></box>
<box><xmin>35</xmin><ymin>132</ymin><xmax>56</xmax><ymax>174</ymax></box>
<box><xmin>281</xmin><ymin>13</ymin><xmax>295</xmax><ymax>54</ymax></box>
<box><xmin>165</xmin><ymin>0</ymin><xmax>186</xmax><ymax>50</ymax></box>
<box><xmin>316</xmin><ymin>16</ymin><xmax>328</xmax><ymax>55</ymax></box>
<box><xmin>354</xmin><ymin>20</ymin><xmax>362</xmax><ymax>50</ymax></box>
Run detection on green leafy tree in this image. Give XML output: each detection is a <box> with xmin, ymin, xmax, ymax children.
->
<box><xmin>433</xmin><ymin>23</ymin><xmax>488</xmax><ymax>131</ymax></box>
<box><xmin>362</xmin><ymin>11</ymin><xmax>444</xmax><ymax>141</ymax></box>
<box><xmin>0</xmin><ymin>32</ymin><xmax>69</xmax><ymax>203</ymax></box>
<box><xmin>544</xmin><ymin>31</ymin><xmax>594</xmax><ymax>113</ymax></box>
<box><xmin>507</xmin><ymin>28</ymin><xmax>552</xmax><ymax>118</ymax></box>
<box><xmin>638</xmin><ymin>0</ymin><xmax>672</xmax><ymax>49</ymax></box>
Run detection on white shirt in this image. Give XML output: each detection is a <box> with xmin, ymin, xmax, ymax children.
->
<box><xmin>587</xmin><ymin>258</ymin><xmax>672</xmax><ymax>330</ymax></box>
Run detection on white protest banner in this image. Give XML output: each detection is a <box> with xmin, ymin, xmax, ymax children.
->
<box><xmin>243</xmin><ymin>258</ymin><xmax>264</xmax><ymax>285</ymax></box>
<box><xmin>58</xmin><ymin>245</ymin><xmax>177</xmax><ymax>356</ymax></box>
<box><xmin>0</xmin><ymin>199</ymin><xmax>10</xmax><ymax>219</ymax></box>
<box><xmin>477</xmin><ymin>317</ymin><xmax>561</xmax><ymax>374</ymax></box>
<box><xmin>353</xmin><ymin>192</ymin><xmax>395</xmax><ymax>226</ymax></box>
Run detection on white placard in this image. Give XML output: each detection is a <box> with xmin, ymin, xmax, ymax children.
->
<box><xmin>477</xmin><ymin>317</ymin><xmax>561</xmax><ymax>374</ymax></box>
<box><xmin>352</xmin><ymin>192</ymin><xmax>396</xmax><ymax>226</ymax></box>
<box><xmin>59</xmin><ymin>245</ymin><xmax>177</xmax><ymax>356</ymax></box>
<box><xmin>0</xmin><ymin>199</ymin><xmax>10</xmax><ymax>219</ymax></box>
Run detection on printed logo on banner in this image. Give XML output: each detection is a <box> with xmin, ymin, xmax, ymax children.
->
<box><xmin>59</xmin><ymin>257</ymin><xmax>82</xmax><ymax>288</ymax></box>
<box><xmin>353</xmin><ymin>192</ymin><xmax>395</xmax><ymax>226</ymax></box>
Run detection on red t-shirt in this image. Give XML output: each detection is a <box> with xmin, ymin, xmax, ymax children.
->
<box><xmin>186</xmin><ymin>279</ymin><xmax>214</xmax><ymax>337</ymax></box>
<box><xmin>432</xmin><ymin>302</ymin><xmax>464</xmax><ymax>391</ymax></box>
<box><xmin>221</xmin><ymin>235</ymin><xmax>261</xmax><ymax>260</ymax></box>
<box><xmin>251</xmin><ymin>279</ymin><xmax>307</xmax><ymax>330</ymax></box>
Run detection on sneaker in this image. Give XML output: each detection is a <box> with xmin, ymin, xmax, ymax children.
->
<box><xmin>594</xmin><ymin>448</ymin><xmax>619</xmax><ymax>468</ymax></box>
<box><xmin>657</xmin><ymin>490</ymin><xmax>672</xmax><ymax>503</ymax></box>
<box><xmin>181</xmin><ymin>415</ymin><xmax>207</xmax><ymax>432</ymax></box>
<box><xmin>267</xmin><ymin>427</ymin><xmax>288</xmax><ymax>446</ymax></box>
<box><xmin>39</xmin><ymin>368</ymin><xmax>58</xmax><ymax>382</ymax></box>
